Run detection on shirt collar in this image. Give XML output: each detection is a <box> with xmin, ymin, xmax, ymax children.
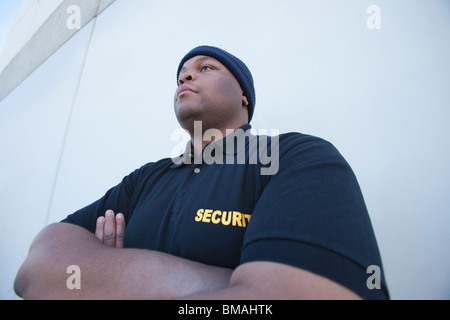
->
<box><xmin>170</xmin><ymin>124</ymin><xmax>255</xmax><ymax>168</ymax></box>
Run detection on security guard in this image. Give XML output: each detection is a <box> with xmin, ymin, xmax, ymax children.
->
<box><xmin>15</xmin><ymin>46</ymin><xmax>389</xmax><ymax>300</ymax></box>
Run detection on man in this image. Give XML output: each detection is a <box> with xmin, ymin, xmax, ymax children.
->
<box><xmin>14</xmin><ymin>46</ymin><xmax>389</xmax><ymax>300</ymax></box>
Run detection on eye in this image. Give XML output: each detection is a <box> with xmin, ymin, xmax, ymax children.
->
<box><xmin>200</xmin><ymin>65</ymin><xmax>213</xmax><ymax>72</ymax></box>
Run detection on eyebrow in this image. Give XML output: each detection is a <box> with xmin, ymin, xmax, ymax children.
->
<box><xmin>179</xmin><ymin>56</ymin><xmax>216</xmax><ymax>75</ymax></box>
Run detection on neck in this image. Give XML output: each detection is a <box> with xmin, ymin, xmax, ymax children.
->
<box><xmin>187</xmin><ymin>120</ymin><xmax>247</xmax><ymax>156</ymax></box>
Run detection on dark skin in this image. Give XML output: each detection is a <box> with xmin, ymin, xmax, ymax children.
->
<box><xmin>14</xmin><ymin>56</ymin><xmax>362</xmax><ymax>300</ymax></box>
<box><xmin>174</xmin><ymin>55</ymin><xmax>249</xmax><ymax>155</ymax></box>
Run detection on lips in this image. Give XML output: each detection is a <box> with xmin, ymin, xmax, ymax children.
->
<box><xmin>177</xmin><ymin>85</ymin><xmax>198</xmax><ymax>98</ymax></box>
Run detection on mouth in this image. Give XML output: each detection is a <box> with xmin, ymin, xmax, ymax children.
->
<box><xmin>177</xmin><ymin>85</ymin><xmax>198</xmax><ymax>98</ymax></box>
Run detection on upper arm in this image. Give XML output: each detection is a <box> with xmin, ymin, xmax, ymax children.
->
<box><xmin>239</xmin><ymin>135</ymin><xmax>389</xmax><ymax>299</ymax></box>
<box><xmin>230</xmin><ymin>261</ymin><xmax>362</xmax><ymax>300</ymax></box>
<box><xmin>15</xmin><ymin>222</ymin><xmax>234</xmax><ymax>300</ymax></box>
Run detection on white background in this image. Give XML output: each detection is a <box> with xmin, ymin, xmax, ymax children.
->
<box><xmin>0</xmin><ymin>0</ymin><xmax>449</xmax><ymax>300</ymax></box>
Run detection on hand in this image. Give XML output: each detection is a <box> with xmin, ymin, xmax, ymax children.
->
<box><xmin>95</xmin><ymin>210</ymin><xmax>126</xmax><ymax>248</ymax></box>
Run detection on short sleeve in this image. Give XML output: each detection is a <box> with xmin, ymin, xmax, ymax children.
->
<box><xmin>61</xmin><ymin>166</ymin><xmax>144</xmax><ymax>233</ymax></box>
<box><xmin>240</xmin><ymin>134</ymin><xmax>389</xmax><ymax>300</ymax></box>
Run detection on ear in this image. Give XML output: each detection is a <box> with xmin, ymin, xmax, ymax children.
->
<box><xmin>242</xmin><ymin>94</ymin><xmax>249</xmax><ymax>107</ymax></box>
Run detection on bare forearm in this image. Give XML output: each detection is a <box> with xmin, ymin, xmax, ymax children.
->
<box><xmin>14</xmin><ymin>223</ymin><xmax>232</xmax><ymax>300</ymax></box>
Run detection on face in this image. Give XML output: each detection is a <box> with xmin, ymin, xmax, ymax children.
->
<box><xmin>174</xmin><ymin>55</ymin><xmax>248</xmax><ymax>131</ymax></box>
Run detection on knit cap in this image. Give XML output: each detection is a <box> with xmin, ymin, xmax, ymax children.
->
<box><xmin>177</xmin><ymin>46</ymin><xmax>256</xmax><ymax>123</ymax></box>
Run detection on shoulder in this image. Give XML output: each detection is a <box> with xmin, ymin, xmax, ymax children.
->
<box><xmin>121</xmin><ymin>157</ymin><xmax>176</xmax><ymax>186</ymax></box>
<box><xmin>132</xmin><ymin>157</ymin><xmax>175</xmax><ymax>175</ymax></box>
<box><xmin>278</xmin><ymin>131</ymin><xmax>336</xmax><ymax>151</ymax></box>
<box><xmin>275</xmin><ymin>132</ymin><xmax>347</xmax><ymax>167</ymax></box>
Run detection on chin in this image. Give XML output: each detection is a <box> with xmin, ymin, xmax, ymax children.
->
<box><xmin>175</xmin><ymin>105</ymin><xmax>204</xmax><ymax>127</ymax></box>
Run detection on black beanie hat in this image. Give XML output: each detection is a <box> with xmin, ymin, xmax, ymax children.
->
<box><xmin>177</xmin><ymin>45</ymin><xmax>256</xmax><ymax>123</ymax></box>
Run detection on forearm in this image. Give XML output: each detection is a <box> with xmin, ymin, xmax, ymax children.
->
<box><xmin>14</xmin><ymin>223</ymin><xmax>232</xmax><ymax>300</ymax></box>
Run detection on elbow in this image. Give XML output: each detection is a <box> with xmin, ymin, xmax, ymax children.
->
<box><xmin>14</xmin><ymin>264</ymin><xmax>27</xmax><ymax>299</ymax></box>
<box><xmin>14</xmin><ymin>238</ymin><xmax>41</xmax><ymax>299</ymax></box>
<box><xmin>14</xmin><ymin>257</ymin><xmax>51</xmax><ymax>300</ymax></box>
<box><xmin>14</xmin><ymin>256</ymin><xmax>36</xmax><ymax>299</ymax></box>
<box><xmin>13</xmin><ymin>223</ymin><xmax>98</xmax><ymax>300</ymax></box>
<box><xmin>13</xmin><ymin>223</ymin><xmax>68</xmax><ymax>299</ymax></box>
<box><xmin>14</xmin><ymin>242</ymin><xmax>49</xmax><ymax>300</ymax></box>
<box><xmin>14</xmin><ymin>243</ymin><xmax>59</xmax><ymax>300</ymax></box>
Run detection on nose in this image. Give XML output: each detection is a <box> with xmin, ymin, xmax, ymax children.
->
<box><xmin>178</xmin><ymin>72</ymin><xmax>194</xmax><ymax>86</ymax></box>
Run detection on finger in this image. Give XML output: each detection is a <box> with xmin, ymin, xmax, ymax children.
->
<box><xmin>103</xmin><ymin>210</ymin><xmax>117</xmax><ymax>247</ymax></box>
<box><xmin>95</xmin><ymin>216</ymin><xmax>106</xmax><ymax>242</ymax></box>
<box><xmin>115</xmin><ymin>213</ymin><xmax>126</xmax><ymax>248</ymax></box>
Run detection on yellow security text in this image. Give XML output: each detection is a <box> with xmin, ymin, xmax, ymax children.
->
<box><xmin>195</xmin><ymin>209</ymin><xmax>251</xmax><ymax>228</ymax></box>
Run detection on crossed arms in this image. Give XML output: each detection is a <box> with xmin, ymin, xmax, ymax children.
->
<box><xmin>14</xmin><ymin>210</ymin><xmax>362</xmax><ymax>300</ymax></box>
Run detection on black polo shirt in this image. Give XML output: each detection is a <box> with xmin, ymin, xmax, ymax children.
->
<box><xmin>62</xmin><ymin>124</ymin><xmax>389</xmax><ymax>299</ymax></box>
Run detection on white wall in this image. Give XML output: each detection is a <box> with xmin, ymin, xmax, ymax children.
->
<box><xmin>0</xmin><ymin>0</ymin><xmax>116</xmax><ymax>102</ymax></box>
<box><xmin>1</xmin><ymin>0</ymin><xmax>449</xmax><ymax>300</ymax></box>
<box><xmin>0</xmin><ymin>0</ymin><xmax>64</xmax><ymax>72</ymax></box>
